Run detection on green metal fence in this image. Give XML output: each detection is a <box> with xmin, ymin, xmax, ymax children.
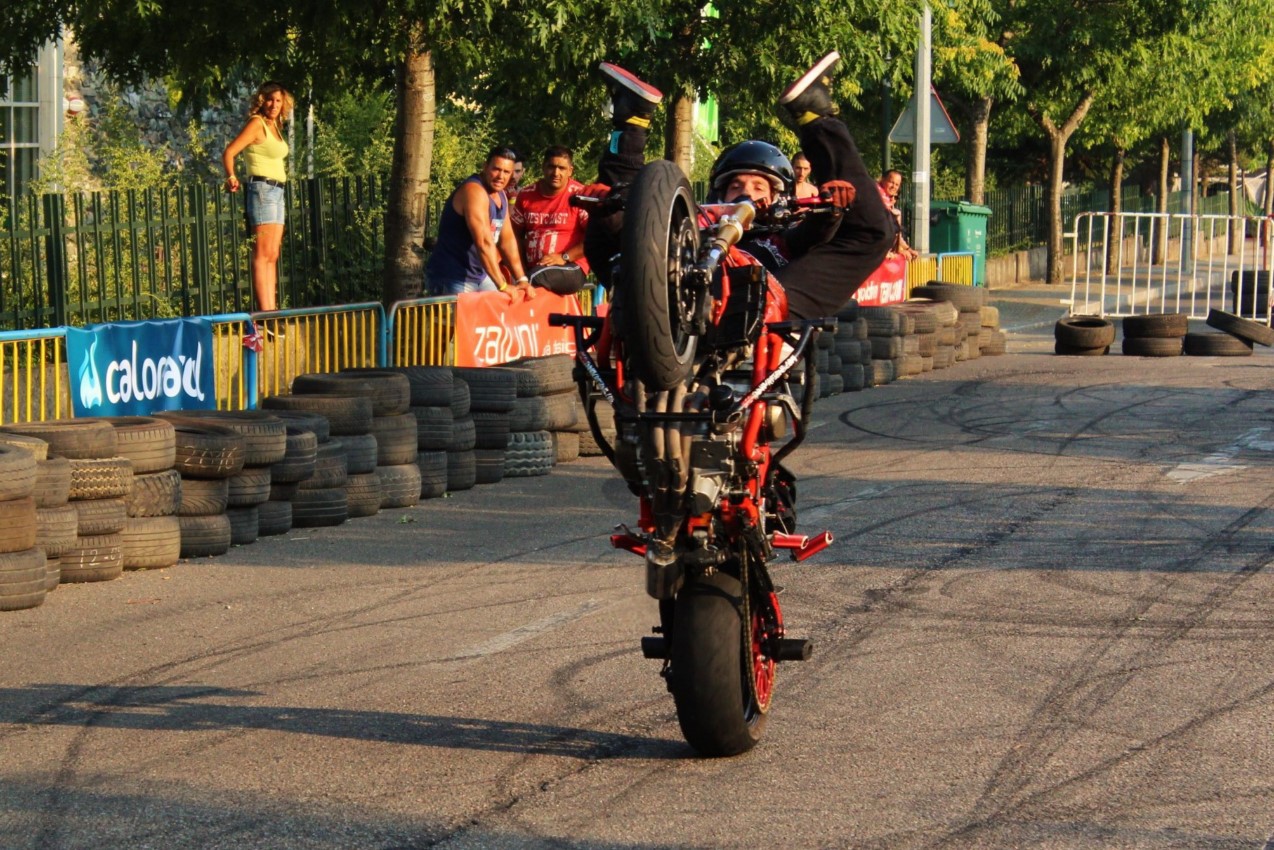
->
<box><xmin>0</xmin><ymin>175</ymin><xmax>393</xmax><ymax>331</ymax></box>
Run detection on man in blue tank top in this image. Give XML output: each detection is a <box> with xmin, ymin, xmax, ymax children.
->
<box><xmin>426</xmin><ymin>147</ymin><xmax>531</xmax><ymax>296</ymax></box>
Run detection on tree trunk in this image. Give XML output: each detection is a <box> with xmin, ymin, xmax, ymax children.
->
<box><xmin>382</xmin><ymin>44</ymin><xmax>435</xmax><ymax>306</ymax></box>
<box><xmin>1107</xmin><ymin>146</ymin><xmax>1124</xmax><ymax>275</ymax></box>
<box><xmin>664</xmin><ymin>86</ymin><xmax>695</xmax><ymax>179</ymax></box>
<box><xmin>1156</xmin><ymin>136</ymin><xmax>1169</xmax><ymax>263</ymax></box>
<box><xmin>1031</xmin><ymin>92</ymin><xmax>1094</xmax><ymax>284</ymax></box>
<box><xmin>1265</xmin><ymin>139</ymin><xmax>1274</xmax><ymax>217</ymax></box>
<box><xmin>965</xmin><ymin>96</ymin><xmax>991</xmax><ymax>205</ymax></box>
<box><xmin>1228</xmin><ymin>129</ymin><xmax>1241</xmax><ymax>255</ymax></box>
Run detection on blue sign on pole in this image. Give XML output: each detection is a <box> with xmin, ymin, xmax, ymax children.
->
<box><xmin>66</xmin><ymin>318</ymin><xmax>216</xmax><ymax>417</ymax></box>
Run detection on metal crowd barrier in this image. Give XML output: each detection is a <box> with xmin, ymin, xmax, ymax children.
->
<box><xmin>252</xmin><ymin>302</ymin><xmax>386</xmax><ymax>400</ymax></box>
<box><xmin>387</xmin><ymin>297</ymin><xmax>456</xmax><ymax>367</ymax></box>
<box><xmin>209</xmin><ymin>314</ymin><xmax>258</xmax><ymax>411</ymax></box>
<box><xmin>0</xmin><ymin>328</ymin><xmax>69</xmax><ymax>424</ymax></box>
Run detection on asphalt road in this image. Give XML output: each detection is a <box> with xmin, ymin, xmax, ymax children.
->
<box><xmin>2</xmin><ymin>317</ymin><xmax>1272</xmax><ymax>850</ymax></box>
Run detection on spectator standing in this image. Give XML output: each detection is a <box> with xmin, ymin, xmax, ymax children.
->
<box><xmin>792</xmin><ymin>152</ymin><xmax>819</xmax><ymax>199</ymax></box>
<box><xmin>512</xmin><ymin>146</ymin><xmax>591</xmax><ymax>275</ymax></box>
<box><xmin>425</xmin><ymin>147</ymin><xmax>531</xmax><ymax>296</ymax></box>
<box><xmin>878</xmin><ymin>169</ymin><xmax>919</xmax><ymax>260</ymax></box>
<box><xmin>222</xmin><ymin>81</ymin><xmax>294</xmax><ymax>312</ymax></box>
<box><xmin>508</xmin><ymin>153</ymin><xmax>526</xmax><ymax>198</ymax></box>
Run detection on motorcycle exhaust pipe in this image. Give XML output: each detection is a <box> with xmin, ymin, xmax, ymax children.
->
<box><xmin>773</xmin><ymin>638</ymin><xmax>813</xmax><ymax>661</ymax></box>
<box><xmin>641</xmin><ymin>636</ymin><xmax>668</xmax><ymax>659</ymax></box>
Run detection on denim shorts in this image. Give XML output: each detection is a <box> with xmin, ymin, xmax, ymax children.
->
<box><xmin>245</xmin><ymin>180</ymin><xmax>286</xmax><ymax>226</ymax></box>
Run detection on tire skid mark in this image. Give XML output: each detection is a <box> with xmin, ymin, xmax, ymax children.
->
<box><xmin>930</xmin><ymin>494</ymin><xmax>1274</xmax><ymax>848</ymax></box>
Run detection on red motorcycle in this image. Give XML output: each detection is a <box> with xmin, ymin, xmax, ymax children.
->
<box><xmin>552</xmin><ymin>160</ymin><xmax>837</xmax><ymax>757</ymax></box>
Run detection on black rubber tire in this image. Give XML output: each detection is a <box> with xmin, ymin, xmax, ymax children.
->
<box><xmin>226</xmin><ymin>506</ymin><xmax>260</xmax><ymax>545</ymax></box>
<box><xmin>62</xmin><ymin>532</ymin><xmax>124</xmax><ymax>581</ymax></box>
<box><xmin>509</xmin><ymin>396</ymin><xmax>550</xmax><ymax>433</ymax></box>
<box><xmin>1205</xmin><ymin>308</ymin><xmax>1274</xmax><ymax>347</ymax></box>
<box><xmin>1054</xmin><ymin>341</ymin><xmax>1110</xmax><ymax>356</ymax></box>
<box><xmin>261</xmin><ymin>394</ymin><xmax>374</xmax><ymax>436</ymax></box>
<box><xmin>835</xmin><ymin>300</ymin><xmax>859</xmax><ymax>323</ymax></box>
<box><xmin>417</xmin><ymin>451</ymin><xmax>448</xmax><ymax>499</ymax></box>
<box><xmin>449</xmin><ymin>367</ymin><xmax>518</xmax><ymax>412</ymax></box>
<box><xmin>178</xmin><ymin>477</ymin><xmax>230</xmax><ymax>516</ymax></box>
<box><xmin>1229</xmin><ymin>270</ymin><xmax>1271</xmax><ymax>300</ymax></box>
<box><xmin>227</xmin><ymin>467</ymin><xmax>272</xmax><ymax>507</ymax></box>
<box><xmin>68</xmin><ymin>456</ymin><xmax>134</xmax><ymax>501</ymax></box>
<box><xmin>301</xmin><ymin>441</ymin><xmax>349</xmax><ymax>490</ymax></box>
<box><xmin>912</xmin><ymin>282</ymin><xmax>986</xmax><ymax>312</ymax></box>
<box><xmin>126</xmin><ymin>469</ymin><xmax>181</xmax><ymax>517</ymax></box>
<box><xmin>834</xmin><ymin>338</ymin><xmax>862</xmax><ymax>363</ymax></box>
<box><xmin>860</xmin><ymin>307</ymin><xmax>904</xmax><ymax>337</ymax></box>
<box><xmin>269</xmin><ymin>427</ymin><xmax>319</xmax><ymax>484</ymax></box>
<box><xmin>869</xmin><ymin>359</ymin><xmax>895</xmax><ymax>385</ymax></box>
<box><xmin>410</xmin><ymin>405</ymin><xmax>454</xmax><ymax>451</ymax></box>
<box><xmin>1121</xmin><ymin>336</ymin><xmax>1182</xmax><ymax>356</ymax></box>
<box><xmin>502</xmin><ymin>355</ymin><xmax>577</xmax><ymax>396</ymax></box>
<box><xmin>620</xmin><ymin>159</ymin><xmax>702</xmax><ymax>390</ymax></box>
<box><xmin>179</xmin><ymin>514</ymin><xmax>232</xmax><ymax>558</ymax></box>
<box><xmin>668</xmin><ymin>570</ymin><xmax>768</xmax><ymax>757</ymax></box>
<box><xmin>446</xmin><ymin>416</ymin><xmax>478</xmax><ymax>453</ymax></box>
<box><xmin>473</xmin><ymin>449</ymin><xmax>506</xmax><ymax>485</ymax></box>
<box><xmin>551</xmin><ymin>431</ymin><xmax>580</xmax><ymax>464</ymax></box>
<box><xmin>0</xmin><ymin>419</ymin><xmax>117</xmax><ymax>460</ymax></box>
<box><xmin>36</xmin><ymin>504</ymin><xmax>79</xmax><ymax>557</ymax></box>
<box><xmin>446</xmin><ymin>450</ymin><xmax>477</xmax><ymax>492</ymax></box>
<box><xmin>291</xmin><ymin>488</ymin><xmax>349</xmax><ymax>528</ymax></box>
<box><xmin>0</xmin><ymin>444</ymin><xmax>37</xmax><ymax>502</ymax></box>
<box><xmin>450</xmin><ymin>377</ymin><xmax>472</xmax><ymax>418</ymax></box>
<box><xmin>370</xmin><ymin>414</ymin><xmax>419</xmax><ymax>465</ymax></box>
<box><xmin>1183</xmin><ymin>331</ymin><xmax>1254</xmax><ymax>356</ymax></box>
<box><xmin>169</xmin><ymin>421</ymin><xmax>246</xmax><ymax>479</ymax></box>
<box><xmin>257</xmin><ymin>500</ymin><xmax>293</xmax><ymax>536</ymax></box>
<box><xmin>895</xmin><ymin>305</ymin><xmax>939</xmax><ymax>335</ymax></box>
<box><xmin>344</xmin><ymin>472</ymin><xmax>382</xmax><ymax>518</ymax></box>
<box><xmin>0</xmin><ymin>547</ymin><xmax>48</xmax><ymax>610</ymax></box>
<box><xmin>261</xmin><ymin>409</ymin><xmax>331</xmax><ymax>443</ymax></box>
<box><xmin>102</xmin><ymin>416</ymin><xmax>176</xmax><ymax>473</ymax></box>
<box><xmin>542</xmin><ymin>390</ymin><xmax>579</xmax><ymax>431</ymax></box>
<box><xmin>1055</xmin><ymin>316</ymin><xmax>1116</xmax><ymax>349</ymax></box>
<box><xmin>356</xmin><ymin>366</ymin><xmax>454</xmax><ymax>408</ymax></box>
<box><xmin>340</xmin><ymin>433</ymin><xmax>379</xmax><ymax>475</ymax></box>
<box><xmin>120</xmin><ymin>515</ymin><xmax>181</xmax><ymax>569</ymax></box>
<box><xmin>471</xmin><ymin>410</ymin><xmax>511</xmax><ymax>451</ymax></box>
<box><xmin>0</xmin><ymin>497</ymin><xmax>37</xmax><ymax>553</ymax></box>
<box><xmin>269</xmin><ymin>481</ymin><xmax>299</xmax><ymax>502</ymax></box>
<box><xmin>868</xmin><ymin>336</ymin><xmax>903</xmax><ymax>360</ymax></box>
<box><xmin>72</xmin><ymin>497</ymin><xmax>127</xmax><ymax>536</ymax></box>
<box><xmin>376</xmin><ymin>463</ymin><xmax>422</xmax><ymax>508</ymax></box>
<box><xmin>841</xmin><ymin>362</ymin><xmax>867</xmax><ymax>390</ymax></box>
<box><xmin>159</xmin><ymin>411</ymin><xmax>287</xmax><ymax>466</ymax></box>
<box><xmin>0</xmin><ymin>432</ymin><xmax>48</xmax><ymax>460</ymax></box>
<box><xmin>504</xmin><ymin>431</ymin><xmax>554</xmax><ymax>478</ymax></box>
<box><xmin>293</xmin><ymin>371</ymin><xmax>411</xmax><ymax>416</ymax></box>
<box><xmin>1121</xmin><ymin>313</ymin><xmax>1188</xmax><ymax>339</ymax></box>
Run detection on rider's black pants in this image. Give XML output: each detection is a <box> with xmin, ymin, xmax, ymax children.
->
<box><xmin>583</xmin><ymin>127</ymin><xmax>649</xmax><ymax>287</ymax></box>
<box><xmin>778</xmin><ymin>117</ymin><xmax>894</xmax><ymax>320</ymax></box>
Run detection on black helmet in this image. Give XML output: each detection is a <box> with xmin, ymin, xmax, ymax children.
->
<box><xmin>709</xmin><ymin>141</ymin><xmax>795</xmax><ymax>201</ymax></box>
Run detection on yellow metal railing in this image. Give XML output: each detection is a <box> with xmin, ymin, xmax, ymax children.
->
<box><xmin>935</xmin><ymin>253</ymin><xmax>975</xmax><ymax>285</ymax></box>
<box><xmin>0</xmin><ymin>333</ymin><xmax>68</xmax><ymax>424</ymax></box>
<box><xmin>388</xmin><ymin>297</ymin><xmax>457</xmax><ymax>367</ymax></box>
<box><xmin>904</xmin><ymin>256</ymin><xmax>938</xmax><ymax>296</ymax></box>
<box><xmin>210</xmin><ymin>318</ymin><xmax>252</xmax><ymax>411</ymax></box>
<box><xmin>253</xmin><ymin>304</ymin><xmax>384</xmax><ymax>400</ymax></box>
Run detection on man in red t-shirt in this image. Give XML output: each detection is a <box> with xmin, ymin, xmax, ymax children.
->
<box><xmin>511</xmin><ymin>145</ymin><xmax>591</xmax><ymax>275</ymax></box>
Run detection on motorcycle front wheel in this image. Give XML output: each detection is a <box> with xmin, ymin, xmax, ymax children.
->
<box><xmin>668</xmin><ymin>569</ymin><xmax>774</xmax><ymax>757</ymax></box>
<box><xmin>619</xmin><ymin>159</ymin><xmax>702</xmax><ymax>391</ymax></box>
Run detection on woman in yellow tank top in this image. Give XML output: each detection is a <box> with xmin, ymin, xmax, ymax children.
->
<box><xmin>222</xmin><ymin>81</ymin><xmax>293</xmax><ymax>313</ymax></box>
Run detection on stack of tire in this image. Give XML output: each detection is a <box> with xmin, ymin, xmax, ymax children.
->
<box><xmin>449</xmin><ymin>367</ymin><xmax>518</xmax><ymax>487</ymax></box>
<box><xmin>978</xmin><ymin>305</ymin><xmax>1007</xmax><ymax>356</ymax></box>
<box><xmin>1198</xmin><ymin>308</ymin><xmax>1274</xmax><ymax>355</ymax></box>
<box><xmin>1229</xmin><ymin>271</ymin><xmax>1270</xmax><ymax>317</ymax></box>
<box><xmin>373</xmin><ymin>366</ymin><xmax>456</xmax><ymax>500</ymax></box>
<box><xmin>912</xmin><ymin>282</ymin><xmax>987</xmax><ymax>362</ymax></box>
<box><xmin>261</xmin><ymin>392</ymin><xmax>371</xmax><ymax>527</ymax></box>
<box><xmin>107</xmin><ymin>417</ymin><xmax>181</xmax><ymax>570</ymax></box>
<box><xmin>0</xmin><ymin>433</ymin><xmax>68</xmax><ymax>595</ymax></box>
<box><xmin>161</xmin><ymin>419</ymin><xmax>243</xmax><ymax>557</ymax></box>
<box><xmin>327</xmin><ymin>370</ymin><xmax>421</xmax><ymax>512</ymax></box>
<box><xmin>1053</xmin><ymin>315</ymin><xmax>1115</xmax><ymax>355</ymax></box>
<box><xmin>813</xmin><ymin>328</ymin><xmax>842</xmax><ymax>397</ymax></box>
<box><xmin>907</xmin><ymin>298</ymin><xmax>960</xmax><ymax>370</ymax></box>
<box><xmin>831</xmin><ymin>302</ymin><xmax>869</xmax><ymax>392</ymax></box>
<box><xmin>894</xmin><ymin>302</ymin><xmax>941</xmax><ymax>376</ymax></box>
<box><xmin>506</xmin><ymin>355</ymin><xmax>582</xmax><ymax>466</ymax></box>
<box><xmin>0</xmin><ymin>441</ymin><xmax>44</xmax><ymax>611</ymax></box>
<box><xmin>861</xmin><ymin>306</ymin><xmax>913</xmax><ymax>386</ymax></box>
<box><xmin>259</xmin><ymin>414</ymin><xmax>322</xmax><ymax>534</ymax></box>
<box><xmin>159</xmin><ymin>411</ymin><xmax>288</xmax><ymax>547</ymax></box>
<box><xmin>1120</xmin><ymin>313</ymin><xmax>1187</xmax><ymax>357</ymax></box>
<box><xmin>492</xmin><ymin>358</ymin><xmax>564</xmax><ymax>478</ymax></box>
<box><xmin>1</xmin><ymin>420</ymin><xmax>133</xmax><ymax>584</ymax></box>
<box><xmin>577</xmin><ymin>395</ymin><xmax>617</xmax><ymax>457</ymax></box>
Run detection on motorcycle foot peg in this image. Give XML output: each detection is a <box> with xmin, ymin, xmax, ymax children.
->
<box><xmin>774</xmin><ymin>638</ymin><xmax>813</xmax><ymax>662</ymax></box>
<box><xmin>641</xmin><ymin>636</ymin><xmax>669</xmax><ymax>659</ymax></box>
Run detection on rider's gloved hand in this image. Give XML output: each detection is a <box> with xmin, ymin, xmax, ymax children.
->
<box><xmin>818</xmin><ymin>180</ymin><xmax>856</xmax><ymax>208</ymax></box>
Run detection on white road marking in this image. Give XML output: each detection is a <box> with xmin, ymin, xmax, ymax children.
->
<box><xmin>1167</xmin><ymin>427</ymin><xmax>1270</xmax><ymax>483</ymax></box>
<box><xmin>450</xmin><ymin>599</ymin><xmax>606</xmax><ymax>661</ymax></box>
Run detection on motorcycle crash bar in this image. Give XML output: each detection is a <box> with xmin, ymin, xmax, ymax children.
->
<box><xmin>771</xmin><ymin>530</ymin><xmax>834</xmax><ymax>562</ymax></box>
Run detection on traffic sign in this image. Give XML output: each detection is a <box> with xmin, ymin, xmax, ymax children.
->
<box><xmin>889</xmin><ymin>87</ymin><xmax>960</xmax><ymax>144</ymax></box>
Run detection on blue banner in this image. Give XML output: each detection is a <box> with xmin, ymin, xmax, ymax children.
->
<box><xmin>66</xmin><ymin>318</ymin><xmax>215</xmax><ymax>417</ymax></box>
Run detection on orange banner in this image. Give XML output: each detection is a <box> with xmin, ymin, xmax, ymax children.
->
<box><xmin>855</xmin><ymin>256</ymin><xmax>908</xmax><ymax>306</ymax></box>
<box><xmin>454</xmin><ymin>290</ymin><xmax>583</xmax><ymax>367</ymax></box>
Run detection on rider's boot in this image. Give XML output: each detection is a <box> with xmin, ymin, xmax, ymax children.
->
<box><xmin>778</xmin><ymin>51</ymin><xmax>841</xmax><ymax>128</ymax></box>
<box><xmin>599</xmin><ymin>62</ymin><xmax>663</xmax><ymax>130</ymax></box>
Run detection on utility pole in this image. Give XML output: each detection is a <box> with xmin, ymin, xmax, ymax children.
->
<box><xmin>913</xmin><ymin>5</ymin><xmax>932</xmax><ymax>254</ymax></box>
<box><xmin>1182</xmin><ymin>129</ymin><xmax>1194</xmax><ymax>265</ymax></box>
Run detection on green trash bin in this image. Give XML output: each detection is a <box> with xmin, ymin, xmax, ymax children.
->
<box><xmin>928</xmin><ymin>201</ymin><xmax>992</xmax><ymax>286</ymax></box>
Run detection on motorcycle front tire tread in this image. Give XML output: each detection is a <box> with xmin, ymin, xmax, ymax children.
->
<box><xmin>669</xmin><ymin>570</ymin><xmax>766</xmax><ymax>757</ymax></box>
<box><xmin>621</xmin><ymin>160</ymin><xmax>700</xmax><ymax>391</ymax></box>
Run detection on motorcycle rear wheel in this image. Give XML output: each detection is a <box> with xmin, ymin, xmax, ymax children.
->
<box><xmin>669</xmin><ymin>569</ymin><xmax>772</xmax><ymax>756</ymax></box>
<box><xmin>620</xmin><ymin>160</ymin><xmax>702</xmax><ymax>391</ymax></box>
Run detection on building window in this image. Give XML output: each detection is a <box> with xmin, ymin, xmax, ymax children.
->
<box><xmin>1</xmin><ymin>67</ymin><xmax>42</xmax><ymax>203</ymax></box>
